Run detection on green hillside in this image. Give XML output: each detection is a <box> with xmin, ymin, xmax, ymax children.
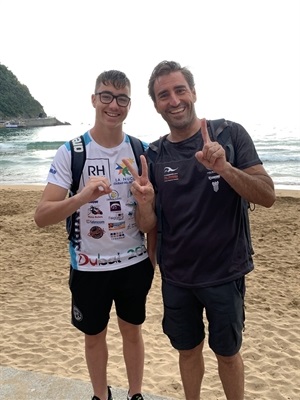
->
<box><xmin>0</xmin><ymin>63</ymin><xmax>47</xmax><ymax>120</ymax></box>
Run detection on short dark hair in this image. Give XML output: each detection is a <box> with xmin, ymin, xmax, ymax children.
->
<box><xmin>148</xmin><ymin>61</ymin><xmax>195</xmax><ymax>102</ymax></box>
<box><xmin>95</xmin><ymin>70</ymin><xmax>131</xmax><ymax>93</ymax></box>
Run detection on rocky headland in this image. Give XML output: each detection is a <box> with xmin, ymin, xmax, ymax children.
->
<box><xmin>0</xmin><ymin>64</ymin><xmax>70</xmax><ymax>128</ymax></box>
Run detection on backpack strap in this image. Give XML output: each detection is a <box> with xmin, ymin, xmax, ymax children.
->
<box><xmin>147</xmin><ymin>134</ymin><xmax>168</xmax><ymax>164</ymax></box>
<box><xmin>67</xmin><ymin>135</ymin><xmax>86</xmax><ymax>242</ymax></box>
<box><xmin>128</xmin><ymin>134</ymin><xmax>145</xmax><ymax>173</ymax></box>
<box><xmin>69</xmin><ymin>135</ymin><xmax>86</xmax><ymax>194</ymax></box>
<box><xmin>146</xmin><ymin>135</ymin><xmax>168</xmax><ymax>266</ymax></box>
<box><xmin>208</xmin><ymin>119</ymin><xmax>235</xmax><ymax>165</ymax></box>
<box><xmin>209</xmin><ymin>118</ymin><xmax>228</xmax><ymax>137</ymax></box>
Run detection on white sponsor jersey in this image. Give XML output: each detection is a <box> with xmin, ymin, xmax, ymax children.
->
<box><xmin>47</xmin><ymin>131</ymin><xmax>148</xmax><ymax>271</ymax></box>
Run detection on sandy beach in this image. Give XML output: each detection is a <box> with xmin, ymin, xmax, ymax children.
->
<box><xmin>0</xmin><ymin>186</ymin><xmax>299</xmax><ymax>400</ymax></box>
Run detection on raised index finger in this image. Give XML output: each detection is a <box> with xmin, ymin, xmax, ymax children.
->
<box><xmin>200</xmin><ymin>118</ymin><xmax>211</xmax><ymax>144</ymax></box>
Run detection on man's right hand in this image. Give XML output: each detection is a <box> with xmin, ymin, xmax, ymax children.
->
<box><xmin>122</xmin><ymin>155</ymin><xmax>157</xmax><ymax>233</ymax></box>
<box><xmin>122</xmin><ymin>155</ymin><xmax>155</xmax><ymax>206</ymax></box>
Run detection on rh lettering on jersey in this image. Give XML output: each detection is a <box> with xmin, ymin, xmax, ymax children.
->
<box><xmin>88</xmin><ymin>165</ymin><xmax>106</xmax><ymax>176</ymax></box>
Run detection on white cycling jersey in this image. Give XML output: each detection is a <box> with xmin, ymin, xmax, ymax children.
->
<box><xmin>47</xmin><ymin>131</ymin><xmax>148</xmax><ymax>272</ymax></box>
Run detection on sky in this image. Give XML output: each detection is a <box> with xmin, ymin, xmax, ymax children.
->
<box><xmin>1</xmin><ymin>0</ymin><xmax>299</xmax><ymax>139</ymax></box>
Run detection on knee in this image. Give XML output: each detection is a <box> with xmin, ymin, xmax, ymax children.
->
<box><xmin>178</xmin><ymin>341</ymin><xmax>204</xmax><ymax>360</ymax></box>
<box><xmin>215</xmin><ymin>351</ymin><xmax>242</xmax><ymax>366</ymax></box>
<box><xmin>85</xmin><ymin>331</ymin><xmax>105</xmax><ymax>350</ymax></box>
<box><xmin>119</xmin><ymin>322</ymin><xmax>142</xmax><ymax>342</ymax></box>
<box><xmin>178</xmin><ymin>348</ymin><xmax>195</xmax><ymax>359</ymax></box>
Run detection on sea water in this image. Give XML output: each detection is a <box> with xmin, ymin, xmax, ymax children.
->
<box><xmin>0</xmin><ymin>123</ymin><xmax>299</xmax><ymax>189</ymax></box>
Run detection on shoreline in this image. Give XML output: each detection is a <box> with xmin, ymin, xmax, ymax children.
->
<box><xmin>0</xmin><ymin>117</ymin><xmax>70</xmax><ymax>128</ymax></box>
<box><xmin>0</xmin><ymin>184</ymin><xmax>299</xmax><ymax>198</ymax></box>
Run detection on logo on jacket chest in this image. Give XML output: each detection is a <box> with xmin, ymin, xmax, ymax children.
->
<box><xmin>163</xmin><ymin>166</ymin><xmax>179</xmax><ymax>182</ymax></box>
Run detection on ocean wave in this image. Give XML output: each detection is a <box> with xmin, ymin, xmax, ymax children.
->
<box><xmin>0</xmin><ymin>141</ymin><xmax>64</xmax><ymax>152</ymax></box>
<box><xmin>26</xmin><ymin>141</ymin><xmax>65</xmax><ymax>150</ymax></box>
<box><xmin>260</xmin><ymin>154</ymin><xmax>300</xmax><ymax>163</ymax></box>
<box><xmin>0</xmin><ymin>125</ymin><xmax>299</xmax><ymax>187</ymax></box>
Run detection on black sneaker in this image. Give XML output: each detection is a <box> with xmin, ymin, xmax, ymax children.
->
<box><xmin>92</xmin><ymin>386</ymin><xmax>113</xmax><ymax>400</ymax></box>
<box><xmin>127</xmin><ymin>394</ymin><xmax>144</xmax><ymax>400</ymax></box>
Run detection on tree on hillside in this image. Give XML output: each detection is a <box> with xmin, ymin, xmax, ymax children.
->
<box><xmin>0</xmin><ymin>63</ymin><xmax>47</xmax><ymax>119</ymax></box>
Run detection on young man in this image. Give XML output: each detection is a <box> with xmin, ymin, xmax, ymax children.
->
<box><xmin>34</xmin><ymin>70</ymin><xmax>154</xmax><ymax>400</ymax></box>
<box><xmin>124</xmin><ymin>61</ymin><xmax>275</xmax><ymax>400</ymax></box>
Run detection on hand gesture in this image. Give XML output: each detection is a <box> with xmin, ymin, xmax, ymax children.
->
<box><xmin>195</xmin><ymin>118</ymin><xmax>227</xmax><ymax>173</ymax></box>
<box><xmin>122</xmin><ymin>155</ymin><xmax>155</xmax><ymax>205</ymax></box>
<box><xmin>77</xmin><ymin>176</ymin><xmax>112</xmax><ymax>205</ymax></box>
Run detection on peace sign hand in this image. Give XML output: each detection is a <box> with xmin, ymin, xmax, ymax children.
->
<box><xmin>195</xmin><ymin>118</ymin><xmax>227</xmax><ymax>173</ymax></box>
<box><xmin>122</xmin><ymin>155</ymin><xmax>155</xmax><ymax>205</ymax></box>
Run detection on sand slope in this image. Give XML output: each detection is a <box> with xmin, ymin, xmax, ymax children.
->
<box><xmin>0</xmin><ymin>187</ymin><xmax>299</xmax><ymax>399</ymax></box>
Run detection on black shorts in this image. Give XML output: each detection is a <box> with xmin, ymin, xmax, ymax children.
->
<box><xmin>162</xmin><ymin>277</ymin><xmax>246</xmax><ymax>356</ymax></box>
<box><xmin>69</xmin><ymin>258</ymin><xmax>154</xmax><ymax>335</ymax></box>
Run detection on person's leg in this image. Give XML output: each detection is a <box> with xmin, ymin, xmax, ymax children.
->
<box><xmin>118</xmin><ymin>318</ymin><xmax>144</xmax><ymax>396</ymax></box>
<box><xmin>203</xmin><ymin>278</ymin><xmax>246</xmax><ymax>400</ymax></box>
<box><xmin>178</xmin><ymin>340</ymin><xmax>205</xmax><ymax>400</ymax></box>
<box><xmin>216</xmin><ymin>351</ymin><xmax>244</xmax><ymax>400</ymax></box>
<box><xmin>69</xmin><ymin>267</ymin><xmax>113</xmax><ymax>400</ymax></box>
<box><xmin>114</xmin><ymin>259</ymin><xmax>154</xmax><ymax>397</ymax></box>
<box><xmin>85</xmin><ymin>329</ymin><xmax>110</xmax><ymax>400</ymax></box>
<box><xmin>161</xmin><ymin>281</ymin><xmax>206</xmax><ymax>400</ymax></box>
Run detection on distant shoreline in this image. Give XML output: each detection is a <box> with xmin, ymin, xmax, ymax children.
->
<box><xmin>0</xmin><ymin>117</ymin><xmax>70</xmax><ymax>128</ymax></box>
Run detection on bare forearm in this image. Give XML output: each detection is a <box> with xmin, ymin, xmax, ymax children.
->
<box><xmin>135</xmin><ymin>203</ymin><xmax>157</xmax><ymax>233</ymax></box>
<box><xmin>221</xmin><ymin>163</ymin><xmax>276</xmax><ymax>207</ymax></box>
<box><xmin>147</xmin><ymin>227</ymin><xmax>157</xmax><ymax>267</ymax></box>
<box><xmin>34</xmin><ymin>194</ymin><xmax>84</xmax><ymax>227</ymax></box>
